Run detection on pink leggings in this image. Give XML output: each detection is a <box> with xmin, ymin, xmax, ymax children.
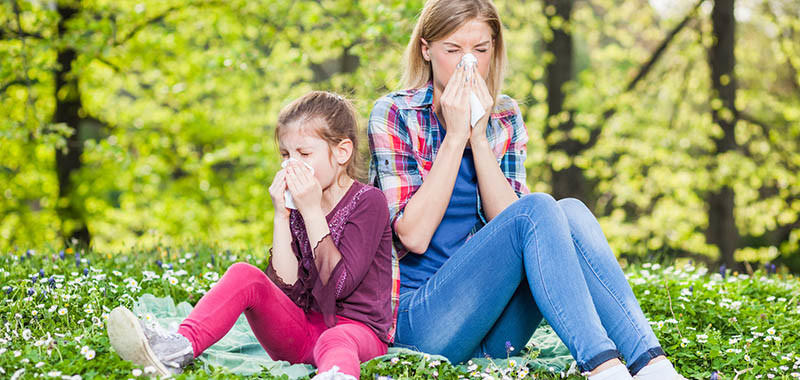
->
<box><xmin>177</xmin><ymin>262</ymin><xmax>387</xmax><ymax>378</ymax></box>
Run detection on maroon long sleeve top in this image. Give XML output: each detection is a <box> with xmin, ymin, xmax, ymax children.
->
<box><xmin>265</xmin><ymin>181</ymin><xmax>394</xmax><ymax>343</ymax></box>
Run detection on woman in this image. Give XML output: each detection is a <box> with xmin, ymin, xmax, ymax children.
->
<box><xmin>367</xmin><ymin>1</ymin><xmax>686</xmax><ymax>379</ymax></box>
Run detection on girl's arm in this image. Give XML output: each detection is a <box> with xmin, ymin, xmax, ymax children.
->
<box><xmin>270</xmin><ymin>215</ymin><xmax>298</xmax><ymax>284</ymax></box>
<box><xmin>267</xmin><ymin>169</ymin><xmax>299</xmax><ymax>284</ymax></box>
<box><xmin>284</xmin><ymin>161</ymin><xmax>339</xmax><ymax>285</ymax></box>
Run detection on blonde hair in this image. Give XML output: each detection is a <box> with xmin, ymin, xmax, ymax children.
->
<box><xmin>275</xmin><ymin>91</ymin><xmax>362</xmax><ymax>181</ymax></box>
<box><xmin>402</xmin><ymin>0</ymin><xmax>507</xmax><ymax>103</ymax></box>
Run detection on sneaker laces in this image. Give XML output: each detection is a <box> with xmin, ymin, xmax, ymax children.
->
<box><xmin>139</xmin><ymin>321</ymin><xmax>193</xmax><ymax>368</ymax></box>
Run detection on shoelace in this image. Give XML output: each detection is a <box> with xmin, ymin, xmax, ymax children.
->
<box><xmin>141</xmin><ymin>322</ymin><xmax>192</xmax><ymax>368</ymax></box>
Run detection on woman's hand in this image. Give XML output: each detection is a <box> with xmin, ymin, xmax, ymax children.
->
<box><xmin>438</xmin><ymin>61</ymin><xmax>472</xmax><ymax>142</ymax></box>
<box><xmin>285</xmin><ymin>160</ymin><xmax>323</xmax><ymax>217</ymax></box>
<box><xmin>470</xmin><ymin>65</ymin><xmax>493</xmax><ymax>146</ymax></box>
<box><xmin>268</xmin><ymin>169</ymin><xmax>290</xmax><ymax>220</ymax></box>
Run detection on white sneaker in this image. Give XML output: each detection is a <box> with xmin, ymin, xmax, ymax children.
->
<box><xmin>311</xmin><ymin>366</ymin><xmax>358</xmax><ymax>380</ymax></box>
<box><xmin>633</xmin><ymin>375</ymin><xmax>689</xmax><ymax>380</ymax></box>
<box><xmin>107</xmin><ymin>306</ymin><xmax>194</xmax><ymax>377</ymax></box>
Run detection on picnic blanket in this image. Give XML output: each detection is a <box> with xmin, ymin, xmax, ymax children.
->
<box><xmin>133</xmin><ymin>294</ymin><xmax>575</xmax><ymax>378</ymax></box>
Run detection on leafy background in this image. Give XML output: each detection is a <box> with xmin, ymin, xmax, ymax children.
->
<box><xmin>1</xmin><ymin>0</ymin><xmax>799</xmax><ymax>270</ymax></box>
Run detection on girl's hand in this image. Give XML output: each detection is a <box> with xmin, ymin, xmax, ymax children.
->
<box><xmin>470</xmin><ymin>65</ymin><xmax>493</xmax><ymax>145</ymax></box>
<box><xmin>439</xmin><ymin>61</ymin><xmax>472</xmax><ymax>142</ymax></box>
<box><xmin>268</xmin><ymin>169</ymin><xmax>290</xmax><ymax>220</ymax></box>
<box><xmin>285</xmin><ymin>161</ymin><xmax>323</xmax><ymax>217</ymax></box>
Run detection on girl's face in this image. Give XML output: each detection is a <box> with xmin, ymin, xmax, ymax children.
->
<box><xmin>422</xmin><ymin>19</ymin><xmax>494</xmax><ymax>94</ymax></box>
<box><xmin>278</xmin><ymin>119</ymin><xmax>350</xmax><ymax>191</ymax></box>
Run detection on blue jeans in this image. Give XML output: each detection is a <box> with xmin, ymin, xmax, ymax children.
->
<box><xmin>394</xmin><ymin>193</ymin><xmax>664</xmax><ymax>374</ymax></box>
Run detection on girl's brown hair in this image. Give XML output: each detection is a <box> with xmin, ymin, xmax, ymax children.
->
<box><xmin>275</xmin><ymin>91</ymin><xmax>361</xmax><ymax>181</ymax></box>
<box><xmin>403</xmin><ymin>0</ymin><xmax>507</xmax><ymax>104</ymax></box>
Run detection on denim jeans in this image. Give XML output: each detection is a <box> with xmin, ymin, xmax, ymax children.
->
<box><xmin>394</xmin><ymin>193</ymin><xmax>664</xmax><ymax>374</ymax></box>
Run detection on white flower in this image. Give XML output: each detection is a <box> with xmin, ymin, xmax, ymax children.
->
<box><xmin>48</xmin><ymin>371</ymin><xmax>62</xmax><ymax>377</ymax></box>
<box><xmin>22</xmin><ymin>329</ymin><xmax>32</xmax><ymax>340</ymax></box>
<box><xmin>168</xmin><ymin>277</ymin><xmax>178</xmax><ymax>286</ymax></box>
<box><xmin>767</xmin><ymin>328</ymin><xmax>776</xmax><ymax>335</ymax></box>
<box><xmin>132</xmin><ymin>368</ymin><xmax>142</xmax><ymax>377</ymax></box>
<box><xmin>144</xmin><ymin>366</ymin><xmax>156</xmax><ymax>374</ymax></box>
<box><xmin>80</xmin><ymin>346</ymin><xmax>89</xmax><ymax>355</ymax></box>
<box><xmin>84</xmin><ymin>306</ymin><xmax>94</xmax><ymax>314</ymax></box>
<box><xmin>58</xmin><ymin>308</ymin><xmax>68</xmax><ymax>316</ymax></box>
<box><xmin>745</xmin><ymin>354</ymin><xmax>751</xmax><ymax>362</ymax></box>
<box><xmin>84</xmin><ymin>349</ymin><xmax>96</xmax><ymax>360</ymax></box>
<box><xmin>13</xmin><ymin>350</ymin><xmax>21</xmax><ymax>357</ymax></box>
<box><xmin>35</xmin><ymin>361</ymin><xmax>45</xmax><ymax>368</ymax></box>
<box><xmin>10</xmin><ymin>368</ymin><xmax>25</xmax><ymax>380</ymax></box>
<box><xmin>767</xmin><ymin>296</ymin><xmax>776</xmax><ymax>302</ymax></box>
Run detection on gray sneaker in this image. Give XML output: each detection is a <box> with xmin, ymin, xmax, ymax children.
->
<box><xmin>107</xmin><ymin>306</ymin><xmax>194</xmax><ymax>377</ymax></box>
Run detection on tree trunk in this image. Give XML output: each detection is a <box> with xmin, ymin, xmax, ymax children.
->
<box><xmin>707</xmin><ymin>0</ymin><xmax>739</xmax><ymax>268</ymax></box>
<box><xmin>54</xmin><ymin>3</ymin><xmax>90</xmax><ymax>246</ymax></box>
<box><xmin>543</xmin><ymin>0</ymin><xmax>592</xmax><ymax>203</ymax></box>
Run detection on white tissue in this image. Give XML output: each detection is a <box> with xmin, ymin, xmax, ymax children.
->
<box><xmin>461</xmin><ymin>53</ymin><xmax>486</xmax><ymax>128</ymax></box>
<box><xmin>281</xmin><ymin>158</ymin><xmax>314</xmax><ymax>210</ymax></box>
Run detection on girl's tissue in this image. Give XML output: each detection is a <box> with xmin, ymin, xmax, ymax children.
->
<box><xmin>281</xmin><ymin>158</ymin><xmax>314</xmax><ymax>210</ymax></box>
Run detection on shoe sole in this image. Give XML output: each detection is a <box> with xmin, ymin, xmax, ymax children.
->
<box><xmin>107</xmin><ymin>306</ymin><xmax>171</xmax><ymax>377</ymax></box>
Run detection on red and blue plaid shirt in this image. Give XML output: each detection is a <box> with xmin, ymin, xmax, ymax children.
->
<box><xmin>368</xmin><ymin>82</ymin><xmax>530</xmax><ymax>261</ymax></box>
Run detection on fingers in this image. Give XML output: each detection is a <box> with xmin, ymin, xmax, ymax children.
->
<box><xmin>270</xmin><ymin>170</ymin><xmax>287</xmax><ymax>193</ymax></box>
<box><xmin>285</xmin><ymin>165</ymin><xmax>301</xmax><ymax>195</ymax></box>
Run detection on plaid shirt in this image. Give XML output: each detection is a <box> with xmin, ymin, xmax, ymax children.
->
<box><xmin>368</xmin><ymin>82</ymin><xmax>530</xmax><ymax>260</ymax></box>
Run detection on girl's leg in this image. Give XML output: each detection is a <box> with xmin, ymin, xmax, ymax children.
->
<box><xmin>178</xmin><ymin>262</ymin><xmax>323</xmax><ymax>364</ymax></box>
<box><xmin>396</xmin><ymin>193</ymin><xmax>618</xmax><ymax>371</ymax></box>
<box><xmin>557</xmin><ymin>198</ymin><xmax>665</xmax><ymax>374</ymax></box>
<box><xmin>312</xmin><ymin>319</ymin><xmax>387</xmax><ymax>378</ymax></box>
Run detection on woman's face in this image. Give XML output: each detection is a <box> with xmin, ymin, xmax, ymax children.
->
<box><xmin>422</xmin><ymin>19</ymin><xmax>494</xmax><ymax>94</ymax></box>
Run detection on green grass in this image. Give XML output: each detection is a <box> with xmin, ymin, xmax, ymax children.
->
<box><xmin>2</xmin><ymin>246</ymin><xmax>799</xmax><ymax>379</ymax></box>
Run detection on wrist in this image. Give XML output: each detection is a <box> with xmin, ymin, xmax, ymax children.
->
<box><xmin>274</xmin><ymin>213</ymin><xmax>290</xmax><ymax>224</ymax></box>
<box><xmin>299</xmin><ymin>204</ymin><xmax>325</xmax><ymax>221</ymax></box>
<box><xmin>442</xmin><ymin>132</ymin><xmax>469</xmax><ymax>150</ymax></box>
<box><xmin>470</xmin><ymin>134</ymin><xmax>490</xmax><ymax>148</ymax></box>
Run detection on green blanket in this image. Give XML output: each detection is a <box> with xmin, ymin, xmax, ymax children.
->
<box><xmin>133</xmin><ymin>294</ymin><xmax>574</xmax><ymax>378</ymax></box>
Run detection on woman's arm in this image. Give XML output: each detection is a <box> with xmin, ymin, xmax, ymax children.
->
<box><xmin>394</xmin><ymin>131</ymin><xmax>468</xmax><ymax>253</ymax></box>
<box><xmin>470</xmin><ymin>138</ymin><xmax>518</xmax><ymax>220</ymax></box>
<box><xmin>376</xmin><ymin>64</ymin><xmax>473</xmax><ymax>254</ymax></box>
<box><xmin>469</xmin><ymin>68</ymin><xmax>528</xmax><ymax>220</ymax></box>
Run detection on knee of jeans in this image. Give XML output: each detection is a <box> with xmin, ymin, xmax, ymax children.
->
<box><xmin>557</xmin><ymin>197</ymin><xmax>590</xmax><ymax>218</ymax></box>
<box><xmin>513</xmin><ymin>193</ymin><xmax>562</xmax><ymax>220</ymax></box>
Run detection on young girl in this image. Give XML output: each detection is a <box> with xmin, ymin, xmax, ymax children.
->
<box><xmin>367</xmin><ymin>0</ymin><xmax>687</xmax><ymax>379</ymax></box>
<box><xmin>108</xmin><ymin>91</ymin><xmax>395</xmax><ymax>380</ymax></box>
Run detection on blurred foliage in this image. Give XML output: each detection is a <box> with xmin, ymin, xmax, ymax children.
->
<box><xmin>1</xmin><ymin>0</ymin><xmax>798</xmax><ymax>266</ymax></box>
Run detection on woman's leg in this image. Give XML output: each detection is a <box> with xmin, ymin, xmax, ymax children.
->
<box><xmin>312</xmin><ymin>319</ymin><xmax>388</xmax><ymax>378</ymax></box>
<box><xmin>177</xmin><ymin>262</ymin><xmax>323</xmax><ymax>364</ymax></box>
<box><xmin>468</xmin><ymin>280</ymin><xmax>543</xmax><ymax>359</ymax></box>
<box><xmin>395</xmin><ymin>193</ymin><xmax>619</xmax><ymax>371</ymax></box>
<box><xmin>557</xmin><ymin>198</ymin><xmax>665</xmax><ymax>374</ymax></box>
